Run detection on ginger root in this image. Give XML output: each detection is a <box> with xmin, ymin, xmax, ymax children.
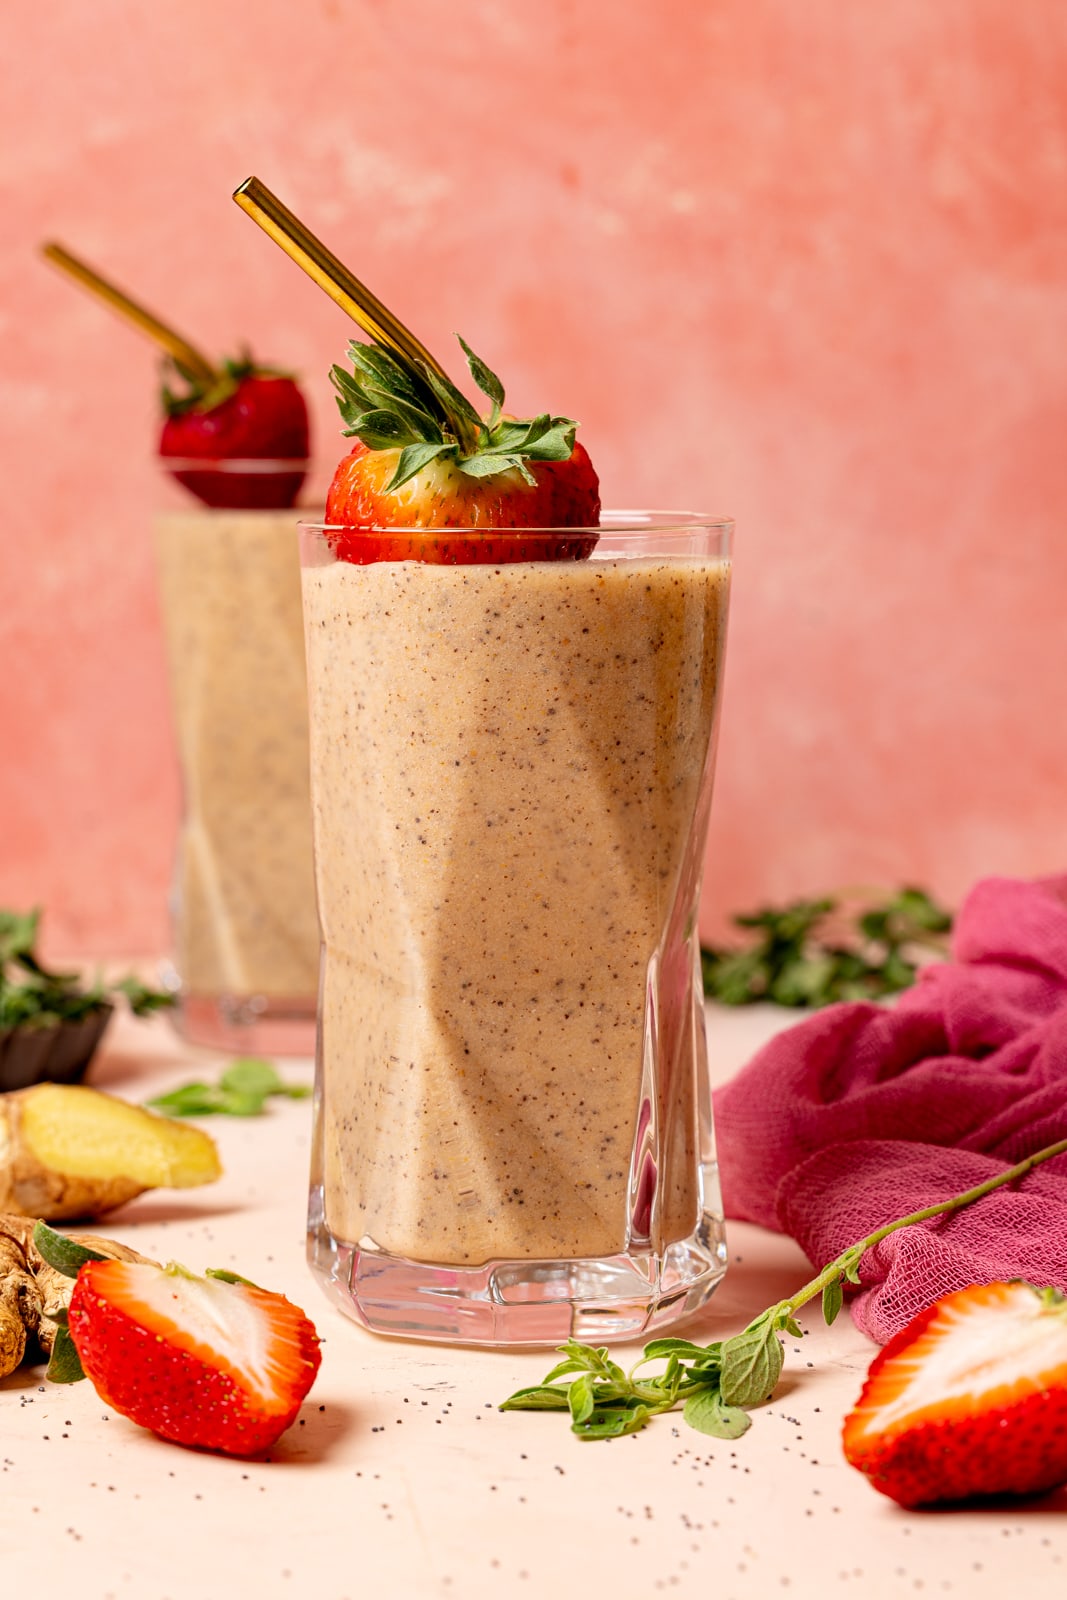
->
<box><xmin>0</xmin><ymin>1083</ymin><xmax>221</xmax><ymax>1222</ymax></box>
<box><xmin>0</xmin><ymin>1214</ymin><xmax>155</xmax><ymax>1379</ymax></box>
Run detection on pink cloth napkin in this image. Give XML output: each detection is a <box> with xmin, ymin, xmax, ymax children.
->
<box><xmin>711</xmin><ymin>875</ymin><xmax>1067</xmax><ymax>1343</ymax></box>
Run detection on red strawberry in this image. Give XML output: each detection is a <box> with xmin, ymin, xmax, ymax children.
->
<box><xmin>842</xmin><ymin>1281</ymin><xmax>1067</xmax><ymax>1507</ymax></box>
<box><xmin>323</xmin><ymin>335</ymin><xmax>599</xmax><ymax>564</ymax></box>
<box><xmin>160</xmin><ymin>355</ymin><xmax>310</xmax><ymax>510</ymax></box>
<box><xmin>68</xmin><ymin>1259</ymin><xmax>321</xmax><ymax>1457</ymax></box>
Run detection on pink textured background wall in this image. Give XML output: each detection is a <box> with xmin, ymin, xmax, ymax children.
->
<box><xmin>2</xmin><ymin>2</ymin><xmax>1066</xmax><ymax>956</ymax></box>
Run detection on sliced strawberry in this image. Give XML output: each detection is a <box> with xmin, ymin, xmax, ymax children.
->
<box><xmin>323</xmin><ymin>336</ymin><xmax>599</xmax><ymax>563</ymax></box>
<box><xmin>68</xmin><ymin>1259</ymin><xmax>321</xmax><ymax>1457</ymax></box>
<box><xmin>842</xmin><ymin>1281</ymin><xmax>1067</xmax><ymax>1507</ymax></box>
<box><xmin>159</xmin><ymin>356</ymin><xmax>310</xmax><ymax>510</ymax></box>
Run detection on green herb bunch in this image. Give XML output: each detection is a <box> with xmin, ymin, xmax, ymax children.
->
<box><xmin>501</xmin><ymin>1138</ymin><xmax>1067</xmax><ymax>1442</ymax></box>
<box><xmin>700</xmin><ymin>887</ymin><xmax>953</xmax><ymax>1009</ymax></box>
<box><xmin>0</xmin><ymin>909</ymin><xmax>173</xmax><ymax>1030</ymax></box>
<box><xmin>147</xmin><ymin>1057</ymin><xmax>311</xmax><ymax>1118</ymax></box>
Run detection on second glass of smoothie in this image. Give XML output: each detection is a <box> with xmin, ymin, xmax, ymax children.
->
<box><xmin>156</xmin><ymin>460</ymin><xmax>321</xmax><ymax>1055</ymax></box>
<box><xmin>302</xmin><ymin>513</ymin><xmax>733</xmax><ymax>1343</ymax></box>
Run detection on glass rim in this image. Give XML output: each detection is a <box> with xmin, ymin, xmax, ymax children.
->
<box><xmin>298</xmin><ymin>508</ymin><xmax>733</xmax><ymax>537</ymax></box>
<box><xmin>158</xmin><ymin>457</ymin><xmax>311</xmax><ymax>473</ymax></box>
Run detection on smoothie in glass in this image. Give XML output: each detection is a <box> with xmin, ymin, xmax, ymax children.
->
<box><xmin>302</xmin><ymin>515</ymin><xmax>732</xmax><ymax>1344</ymax></box>
<box><xmin>157</xmin><ymin>499</ymin><xmax>320</xmax><ymax>1053</ymax></box>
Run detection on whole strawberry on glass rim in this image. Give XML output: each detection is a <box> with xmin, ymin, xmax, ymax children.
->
<box><xmin>41</xmin><ymin>241</ymin><xmax>309</xmax><ymax>510</ymax></box>
<box><xmin>324</xmin><ymin>331</ymin><xmax>600</xmax><ymax>564</ymax></box>
<box><xmin>160</xmin><ymin>348</ymin><xmax>309</xmax><ymax>510</ymax></box>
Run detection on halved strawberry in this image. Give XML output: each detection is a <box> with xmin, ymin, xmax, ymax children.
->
<box><xmin>842</xmin><ymin>1281</ymin><xmax>1067</xmax><ymax>1507</ymax></box>
<box><xmin>160</xmin><ymin>354</ymin><xmax>310</xmax><ymax>510</ymax></box>
<box><xmin>68</xmin><ymin>1259</ymin><xmax>321</xmax><ymax>1457</ymax></box>
<box><xmin>323</xmin><ymin>335</ymin><xmax>599</xmax><ymax>563</ymax></box>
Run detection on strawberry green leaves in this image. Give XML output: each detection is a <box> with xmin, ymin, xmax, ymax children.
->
<box><xmin>330</xmin><ymin>333</ymin><xmax>578</xmax><ymax>492</ymax></box>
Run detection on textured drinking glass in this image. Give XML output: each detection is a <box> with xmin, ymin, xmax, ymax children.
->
<box><xmin>155</xmin><ymin>460</ymin><xmax>321</xmax><ymax>1055</ymax></box>
<box><xmin>302</xmin><ymin>513</ymin><xmax>733</xmax><ymax>1343</ymax></box>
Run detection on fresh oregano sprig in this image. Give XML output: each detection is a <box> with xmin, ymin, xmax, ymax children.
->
<box><xmin>501</xmin><ymin>1135</ymin><xmax>1067</xmax><ymax>1441</ymax></box>
<box><xmin>146</xmin><ymin>1056</ymin><xmax>311</xmax><ymax>1118</ymax></box>
<box><xmin>0</xmin><ymin>908</ymin><xmax>174</xmax><ymax>1029</ymax></box>
<box><xmin>700</xmin><ymin>886</ymin><xmax>953</xmax><ymax>1009</ymax></box>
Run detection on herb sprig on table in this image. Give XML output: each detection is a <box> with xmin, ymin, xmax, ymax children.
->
<box><xmin>700</xmin><ymin>887</ymin><xmax>953</xmax><ymax>1009</ymax></box>
<box><xmin>500</xmin><ymin>1137</ymin><xmax>1067</xmax><ymax>1441</ymax></box>
<box><xmin>147</xmin><ymin>1057</ymin><xmax>311</xmax><ymax>1118</ymax></box>
<box><xmin>0</xmin><ymin>908</ymin><xmax>173</xmax><ymax>1028</ymax></box>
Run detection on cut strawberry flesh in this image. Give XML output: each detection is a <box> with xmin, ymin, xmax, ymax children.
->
<box><xmin>97</xmin><ymin>1263</ymin><xmax>305</xmax><ymax>1410</ymax></box>
<box><xmin>851</xmin><ymin>1289</ymin><xmax>1067</xmax><ymax>1432</ymax></box>
<box><xmin>69</xmin><ymin>1260</ymin><xmax>321</xmax><ymax>1456</ymax></box>
<box><xmin>843</xmin><ymin>1282</ymin><xmax>1067</xmax><ymax>1506</ymax></box>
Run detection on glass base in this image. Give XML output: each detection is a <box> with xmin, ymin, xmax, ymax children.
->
<box><xmin>307</xmin><ymin>1183</ymin><xmax>728</xmax><ymax>1347</ymax></box>
<box><xmin>169</xmin><ymin>990</ymin><xmax>317</xmax><ymax>1058</ymax></box>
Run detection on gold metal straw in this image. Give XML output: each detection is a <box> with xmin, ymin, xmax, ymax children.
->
<box><xmin>232</xmin><ymin>177</ymin><xmax>451</xmax><ymax>386</ymax></box>
<box><xmin>40</xmin><ymin>242</ymin><xmax>217</xmax><ymax>384</ymax></box>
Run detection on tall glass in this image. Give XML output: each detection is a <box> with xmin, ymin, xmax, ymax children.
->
<box><xmin>302</xmin><ymin>513</ymin><xmax>733</xmax><ymax>1343</ymax></box>
<box><xmin>155</xmin><ymin>460</ymin><xmax>321</xmax><ymax>1055</ymax></box>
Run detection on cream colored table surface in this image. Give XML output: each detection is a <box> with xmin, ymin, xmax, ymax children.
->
<box><xmin>4</xmin><ymin>1000</ymin><xmax>1065</xmax><ymax>1600</ymax></box>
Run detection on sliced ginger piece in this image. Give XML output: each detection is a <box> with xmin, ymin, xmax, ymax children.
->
<box><xmin>0</xmin><ymin>1083</ymin><xmax>221</xmax><ymax>1221</ymax></box>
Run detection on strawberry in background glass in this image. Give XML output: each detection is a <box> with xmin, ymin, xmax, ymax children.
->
<box><xmin>42</xmin><ymin>241</ymin><xmax>309</xmax><ymax>509</ymax></box>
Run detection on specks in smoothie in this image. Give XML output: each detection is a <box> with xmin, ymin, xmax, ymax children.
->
<box><xmin>306</xmin><ymin>555</ymin><xmax>729</xmax><ymax>1264</ymax></box>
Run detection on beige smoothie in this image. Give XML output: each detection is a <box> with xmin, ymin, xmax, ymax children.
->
<box><xmin>303</xmin><ymin>548</ymin><xmax>730</xmax><ymax>1268</ymax></box>
<box><xmin>156</xmin><ymin>509</ymin><xmax>320</xmax><ymax>1012</ymax></box>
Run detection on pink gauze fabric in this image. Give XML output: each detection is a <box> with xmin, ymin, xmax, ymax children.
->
<box><xmin>710</xmin><ymin>875</ymin><xmax>1067</xmax><ymax>1344</ymax></box>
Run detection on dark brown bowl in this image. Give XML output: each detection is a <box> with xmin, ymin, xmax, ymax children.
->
<box><xmin>0</xmin><ymin>1005</ymin><xmax>113</xmax><ymax>1092</ymax></box>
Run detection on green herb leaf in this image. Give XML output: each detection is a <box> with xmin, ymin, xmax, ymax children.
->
<box><xmin>146</xmin><ymin>1083</ymin><xmax>229</xmax><ymax>1117</ymax></box>
<box><xmin>720</xmin><ymin>1319</ymin><xmax>784</xmax><ymax>1408</ymax></box>
<box><xmin>45</xmin><ymin>1326</ymin><xmax>86</xmax><ymax>1384</ymax></box>
<box><xmin>821</xmin><ymin>1277</ymin><xmax>844</xmax><ymax>1325</ymax></box>
<box><xmin>0</xmin><ymin>908</ymin><xmax>42</xmax><ymax>966</ymax></box>
<box><xmin>567</xmin><ymin>1374</ymin><xmax>597</xmax><ymax>1425</ymax></box>
<box><xmin>111</xmin><ymin>976</ymin><xmax>175</xmax><ymax>1017</ymax></box>
<box><xmin>701</xmin><ymin>887</ymin><xmax>954</xmax><ymax>1009</ymax></box>
<box><xmin>682</xmin><ymin>1388</ymin><xmax>751</xmax><ymax>1439</ymax></box>
<box><xmin>573</xmin><ymin>1403</ymin><xmax>653</xmax><ymax>1440</ymax></box>
<box><xmin>32</xmin><ymin>1221</ymin><xmax>109</xmax><ymax>1279</ymax></box>
<box><xmin>640</xmin><ymin>1338</ymin><xmax>722</xmax><ymax>1364</ymax></box>
<box><xmin>499</xmin><ymin>1385</ymin><xmax>574</xmax><ymax>1412</ymax></box>
<box><xmin>0</xmin><ymin>908</ymin><xmax>173</xmax><ymax>1030</ymax></box>
<box><xmin>219</xmin><ymin>1058</ymin><xmax>282</xmax><ymax>1097</ymax></box>
<box><xmin>146</xmin><ymin>1058</ymin><xmax>310</xmax><ymax>1118</ymax></box>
